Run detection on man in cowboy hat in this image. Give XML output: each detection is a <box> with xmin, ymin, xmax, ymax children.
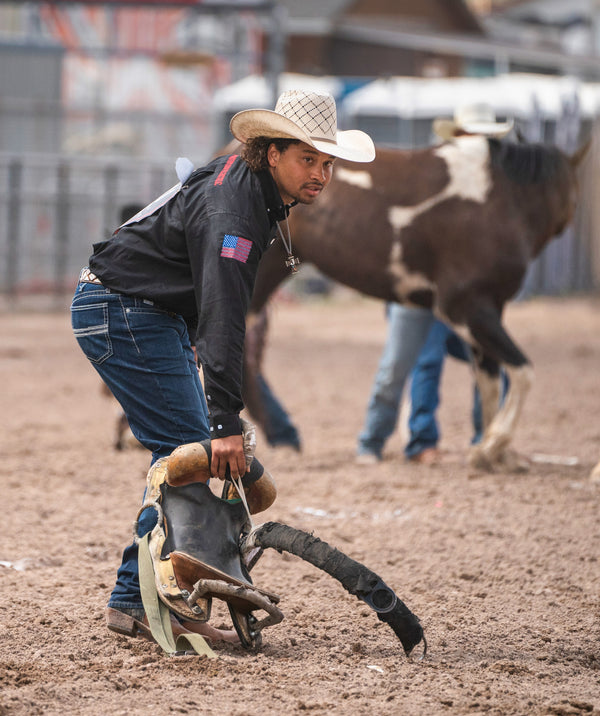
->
<box><xmin>71</xmin><ymin>89</ymin><xmax>374</xmax><ymax>643</ymax></box>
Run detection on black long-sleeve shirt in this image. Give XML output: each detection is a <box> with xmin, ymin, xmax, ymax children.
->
<box><xmin>89</xmin><ymin>153</ymin><xmax>288</xmax><ymax>438</ymax></box>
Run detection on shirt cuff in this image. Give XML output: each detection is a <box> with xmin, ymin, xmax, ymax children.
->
<box><xmin>209</xmin><ymin>414</ymin><xmax>242</xmax><ymax>439</ymax></box>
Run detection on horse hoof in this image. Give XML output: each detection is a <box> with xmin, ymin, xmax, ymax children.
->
<box><xmin>467</xmin><ymin>446</ymin><xmax>494</xmax><ymax>472</ymax></box>
<box><xmin>498</xmin><ymin>449</ymin><xmax>531</xmax><ymax>473</ymax></box>
<box><xmin>469</xmin><ymin>446</ymin><xmax>530</xmax><ymax>473</ymax></box>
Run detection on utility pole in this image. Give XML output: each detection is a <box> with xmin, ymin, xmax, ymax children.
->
<box><xmin>592</xmin><ymin>0</ymin><xmax>600</xmax><ymax>56</ymax></box>
<box><xmin>263</xmin><ymin>1</ymin><xmax>286</xmax><ymax>107</ymax></box>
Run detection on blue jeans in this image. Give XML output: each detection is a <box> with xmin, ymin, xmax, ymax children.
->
<box><xmin>405</xmin><ymin>320</ymin><xmax>476</xmax><ymax>458</ymax></box>
<box><xmin>357</xmin><ymin>304</ymin><xmax>434</xmax><ymax>458</ymax></box>
<box><xmin>71</xmin><ymin>281</ymin><xmax>210</xmax><ymax>609</ymax></box>
<box><xmin>406</xmin><ymin>324</ymin><xmax>511</xmax><ymax>456</ymax></box>
<box><xmin>358</xmin><ymin>303</ymin><xmax>493</xmax><ymax>459</ymax></box>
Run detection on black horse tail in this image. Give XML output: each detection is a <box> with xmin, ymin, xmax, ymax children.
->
<box><xmin>243</xmin><ymin>521</ymin><xmax>426</xmax><ymax>658</ymax></box>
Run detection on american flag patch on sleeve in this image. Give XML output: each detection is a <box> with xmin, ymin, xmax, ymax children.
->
<box><xmin>220</xmin><ymin>235</ymin><xmax>253</xmax><ymax>263</ymax></box>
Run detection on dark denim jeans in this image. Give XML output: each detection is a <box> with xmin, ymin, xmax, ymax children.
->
<box><xmin>71</xmin><ymin>281</ymin><xmax>210</xmax><ymax>609</ymax></box>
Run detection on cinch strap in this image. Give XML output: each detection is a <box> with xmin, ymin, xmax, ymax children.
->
<box><xmin>138</xmin><ymin>533</ymin><xmax>217</xmax><ymax>659</ymax></box>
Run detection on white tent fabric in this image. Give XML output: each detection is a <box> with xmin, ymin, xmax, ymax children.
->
<box><xmin>341</xmin><ymin>73</ymin><xmax>600</xmax><ymax>121</ymax></box>
<box><xmin>213</xmin><ymin>73</ymin><xmax>344</xmax><ymax>112</ymax></box>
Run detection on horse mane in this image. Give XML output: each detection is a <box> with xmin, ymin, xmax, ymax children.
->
<box><xmin>488</xmin><ymin>138</ymin><xmax>564</xmax><ymax>185</ymax></box>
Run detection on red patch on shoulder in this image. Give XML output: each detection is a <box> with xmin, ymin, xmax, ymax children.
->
<box><xmin>214</xmin><ymin>155</ymin><xmax>238</xmax><ymax>186</ymax></box>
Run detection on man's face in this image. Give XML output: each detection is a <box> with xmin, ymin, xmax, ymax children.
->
<box><xmin>267</xmin><ymin>141</ymin><xmax>335</xmax><ymax>205</ymax></box>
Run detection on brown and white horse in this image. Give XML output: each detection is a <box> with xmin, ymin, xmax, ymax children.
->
<box><xmin>243</xmin><ymin>136</ymin><xmax>589</xmax><ymax>470</ymax></box>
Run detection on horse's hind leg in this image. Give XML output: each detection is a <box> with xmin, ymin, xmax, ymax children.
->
<box><xmin>243</xmin><ymin>242</ymin><xmax>301</xmax><ymax>448</ymax></box>
<box><xmin>471</xmin><ymin>352</ymin><xmax>501</xmax><ymax>435</ymax></box>
<box><xmin>243</xmin><ymin>308</ymin><xmax>301</xmax><ymax>449</ymax></box>
<box><xmin>465</xmin><ymin>303</ymin><xmax>532</xmax><ymax>471</ymax></box>
<box><xmin>473</xmin><ymin>362</ymin><xmax>533</xmax><ymax>471</ymax></box>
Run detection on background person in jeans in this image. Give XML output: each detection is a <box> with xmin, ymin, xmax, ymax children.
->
<box><xmin>356</xmin><ymin>304</ymin><xmax>509</xmax><ymax>466</ymax></box>
<box><xmin>71</xmin><ymin>89</ymin><xmax>375</xmax><ymax>643</ymax></box>
<box><xmin>404</xmin><ymin>317</ymin><xmax>509</xmax><ymax>464</ymax></box>
<box><xmin>356</xmin><ymin>104</ymin><xmax>512</xmax><ymax>466</ymax></box>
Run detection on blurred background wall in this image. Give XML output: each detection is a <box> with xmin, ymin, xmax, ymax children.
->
<box><xmin>0</xmin><ymin>0</ymin><xmax>598</xmax><ymax>301</ymax></box>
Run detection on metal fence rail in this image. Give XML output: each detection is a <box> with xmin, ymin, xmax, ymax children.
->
<box><xmin>0</xmin><ymin>153</ymin><xmax>172</xmax><ymax>297</ymax></box>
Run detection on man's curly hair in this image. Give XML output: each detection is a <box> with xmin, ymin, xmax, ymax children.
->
<box><xmin>241</xmin><ymin>137</ymin><xmax>300</xmax><ymax>172</ymax></box>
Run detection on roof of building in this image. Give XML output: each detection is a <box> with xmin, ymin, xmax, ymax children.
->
<box><xmin>275</xmin><ymin>0</ymin><xmax>483</xmax><ymax>34</ymax></box>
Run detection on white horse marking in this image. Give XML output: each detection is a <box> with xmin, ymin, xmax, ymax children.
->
<box><xmin>387</xmin><ymin>135</ymin><xmax>491</xmax><ymax>237</ymax></box>
<box><xmin>473</xmin><ymin>365</ymin><xmax>501</xmax><ymax>431</ymax></box>
<box><xmin>335</xmin><ymin>167</ymin><xmax>373</xmax><ymax>190</ymax></box>
<box><xmin>434</xmin><ymin>135</ymin><xmax>492</xmax><ymax>203</ymax></box>
<box><xmin>388</xmin><ymin>241</ymin><xmax>433</xmax><ymax>302</ymax></box>
<box><xmin>387</xmin><ymin>135</ymin><xmax>492</xmax><ymax>303</ymax></box>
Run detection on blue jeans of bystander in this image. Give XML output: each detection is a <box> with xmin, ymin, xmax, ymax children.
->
<box><xmin>405</xmin><ymin>320</ymin><xmax>475</xmax><ymax>458</ymax></box>
<box><xmin>357</xmin><ymin>303</ymin><xmax>493</xmax><ymax>461</ymax></box>
<box><xmin>357</xmin><ymin>304</ymin><xmax>434</xmax><ymax>459</ymax></box>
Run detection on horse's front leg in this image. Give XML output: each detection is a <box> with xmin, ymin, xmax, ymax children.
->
<box><xmin>463</xmin><ymin>301</ymin><xmax>531</xmax><ymax>471</ymax></box>
<box><xmin>471</xmin><ymin>353</ymin><xmax>501</xmax><ymax>435</ymax></box>
<box><xmin>469</xmin><ymin>363</ymin><xmax>533</xmax><ymax>470</ymax></box>
<box><xmin>242</xmin><ymin>308</ymin><xmax>301</xmax><ymax>450</ymax></box>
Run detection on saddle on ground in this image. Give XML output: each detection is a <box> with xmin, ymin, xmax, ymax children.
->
<box><xmin>141</xmin><ymin>439</ymin><xmax>281</xmax><ymax>649</ymax></box>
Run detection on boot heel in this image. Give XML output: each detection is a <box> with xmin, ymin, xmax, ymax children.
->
<box><xmin>105</xmin><ymin>607</ymin><xmax>153</xmax><ymax>640</ymax></box>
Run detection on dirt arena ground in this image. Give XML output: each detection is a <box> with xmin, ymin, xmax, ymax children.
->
<box><xmin>1</xmin><ymin>290</ymin><xmax>599</xmax><ymax>716</ymax></box>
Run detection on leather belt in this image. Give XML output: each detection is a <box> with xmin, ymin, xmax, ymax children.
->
<box><xmin>78</xmin><ymin>267</ymin><xmax>177</xmax><ymax>318</ymax></box>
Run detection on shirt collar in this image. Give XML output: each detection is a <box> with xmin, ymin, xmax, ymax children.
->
<box><xmin>256</xmin><ymin>169</ymin><xmax>296</xmax><ymax>226</ymax></box>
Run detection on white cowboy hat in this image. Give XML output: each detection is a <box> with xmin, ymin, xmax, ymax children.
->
<box><xmin>230</xmin><ymin>89</ymin><xmax>375</xmax><ymax>163</ymax></box>
<box><xmin>433</xmin><ymin>103</ymin><xmax>514</xmax><ymax>141</ymax></box>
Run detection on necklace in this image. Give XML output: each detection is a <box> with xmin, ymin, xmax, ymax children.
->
<box><xmin>277</xmin><ymin>216</ymin><xmax>300</xmax><ymax>273</ymax></box>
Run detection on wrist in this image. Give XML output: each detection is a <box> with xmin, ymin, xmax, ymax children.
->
<box><xmin>209</xmin><ymin>414</ymin><xmax>241</xmax><ymax>439</ymax></box>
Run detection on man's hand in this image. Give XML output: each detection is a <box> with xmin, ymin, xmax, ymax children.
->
<box><xmin>210</xmin><ymin>434</ymin><xmax>248</xmax><ymax>480</ymax></box>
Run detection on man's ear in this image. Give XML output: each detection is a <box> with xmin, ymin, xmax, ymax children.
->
<box><xmin>267</xmin><ymin>143</ymin><xmax>280</xmax><ymax>168</ymax></box>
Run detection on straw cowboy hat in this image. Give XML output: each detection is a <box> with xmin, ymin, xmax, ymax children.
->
<box><xmin>433</xmin><ymin>103</ymin><xmax>514</xmax><ymax>141</ymax></box>
<box><xmin>230</xmin><ymin>89</ymin><xmax>375</xmax><ymax>163</ymax></box>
